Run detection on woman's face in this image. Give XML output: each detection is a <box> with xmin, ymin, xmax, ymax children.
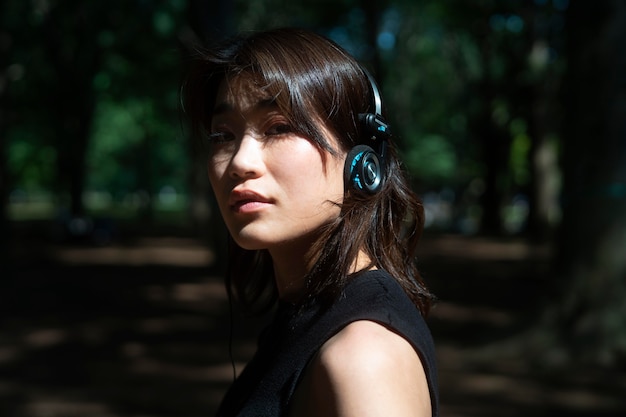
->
<box><xmin>207</xmin><ymin>76</ymin><xmax>347</xmax><ymax>251</ymax></box>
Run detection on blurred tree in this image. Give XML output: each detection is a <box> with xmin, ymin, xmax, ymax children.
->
<box><xmin>453</xmin><ymin>0</ymin><xmax>564</xmax><ymax>237</ymax></box>
<box><xmin>84</xmin><ymin>0</ymin><xmax>187</xmax><ymax>227</ymax></box>
<box><xmin>385</xmin><ymin>0</ymin><xmax>566</xmax><ymax>237</ymax></box>
<box><xmin>0</xmin><ymin>0</ymin><xmax>10</xmax><ymax>258</ymax></box>
<box><xmin>40</xmin><ymin>1</ymin><xmax>104</xmax><ymax>219</ymax></box>
<box><xmin>235</xmin><ymin>0</ymin><xmax>357</xmax><ymax>32</ymax></box>
<box><xmin>384</xmin><ymin>1</ymin><xmax>494</xmax><ymax>232</ymax></box>
<box><xmin>465</xmin><ymin>2</ymin><xmax>519</xmax><ymax>235</ymax></box>
<box><xmin>1</xmin><ymin>0</ymin><xmax>573</xmax><ymax>247</ymax></box>
<box><xmin>4</xmin><ymin>0</ymin><xmax>187</xmax><ymax>236</ymax></box>
<box><xmin>181</xmin><ymin>0</ymin><xmax>236</xmax><ymax>273</ymax></box>
<box><xmin>1</xmin><ymin>0</ymin><xmax>45</xmax><ymax>252</ymax></box>
<box><xmin>384</xmin><ymin>1</ymin><xmax>470</xmax><ymax>193</ymax></box>
<box><xmin>360</xmin><ymin>0</ymin><xmax>388</xmax><ymax>78</ymax></box>
<box><xmin>550</xmin><ymin>0</ymin><xmax>626</xmax><ymax>364</ymax></box>
<box><xmin>520</xmin><ymin>2</ymin><xmax>565</xmax><ymax>242</ymax></box>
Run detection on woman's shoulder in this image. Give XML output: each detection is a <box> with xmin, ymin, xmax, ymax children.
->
<box><xmin>290</xmin><ymin>319</ymin><xmax>432</xmax><ymax>417</ymax></box>
<box><xmin>328</xmin><ymin>269</ymin><xmax>434</xmax><ymax>352</ymax></box>
<box><xmin>339</xmin><ymin>269</ymin><xmax>421</xmax><ymax>319</ymax></box>
<box><xmin>342</xmin><ymin>268</ymin><xmax>402</xmax><ymax>299</ymax></box>
<box><xmin>319</xmin><ymin>319</ymin><xmax>422</xmax><ymax>373</ymax></box>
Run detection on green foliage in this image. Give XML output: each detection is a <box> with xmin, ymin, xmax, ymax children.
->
<box><xmin>7</xmin><ymin>139</ymin><xmax>57</xmax><ymax>192</ymax></box>
<box><xmin>384</xmin><ymin>3</ymin><xmax>482</xmax><ymax>185</ymax></box>
<box><xmin>2</xmin><ymin>0</ymin><xmax>566</xmax><ymax>234</ymax></box>
<box><xmin>4</xmin><ymin>0</ymin><xmax>188</xmax><ymax>216</ymax></box>
<box><xmin>509</xmin><ymin>118</ymin><xmax>531</xmax><ymax>186</ymax></box>
<box><xmin>88</xmin><ymin>97</ymin><xmax>188</xmax><ymax>198</ymax></box>
<box><xmin>236</xmin><ymin>0</ymin><xmax>357</xmax><ymax>31</ymax></box>
<box><xmin>402</xmin><ymin>134</ymin><xmax>458</xmax><ymax>185</ymax></box>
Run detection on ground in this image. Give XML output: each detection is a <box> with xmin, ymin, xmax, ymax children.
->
<box><xmin>1</xmin><ymin>224</ymin><xmax>625</xmax><ymax>417</ymax></box>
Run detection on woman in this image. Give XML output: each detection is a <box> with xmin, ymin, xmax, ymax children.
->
<box><xmin>182</xmin><ymin>27</ymin><xmax>439</xmax><ymax>417</ymax></box>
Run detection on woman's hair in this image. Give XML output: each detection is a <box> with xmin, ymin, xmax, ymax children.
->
<box><xmin>181</xmin><ymin>27</ymin><xmax>435</xmax><ymax>317</ymax></box>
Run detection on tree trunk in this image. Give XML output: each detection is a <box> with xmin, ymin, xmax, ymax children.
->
<box><xmin>473</xmin><ymin>31</ymin><xmax>509</xmax><ymax>236</ymax></box>
<box><xmin>0</xmin><ymin>83</ymin><xmax>8</xmax><ymax>266</ymax></box>
<box><xmin>182</xmin><ymin>0</ymin><xmax>235</xmax><ymax>274</ymax></box>
<box><xmin>361</xmin><ymin>0</ymin><xmax>386</xmax><ymax>78</ymax></box>
<box><xmin>0</xmin><ymin>6</ymin><xmax>10</xmax><ymax>262</ymax></box>
<box><xmin>43</xmin><ymin>2</ymin><xmax>100</xmax><ymax>220</ymax></box>
<box><xmin>524</xmin><ymin>4</ymin><xmax>563</xmax><ymax>243</ymax></box>
<box><xmin>476</xmin><ymin>76</ymin><xmax>508</xmax><ymax>236</ymax></box>
<box><xmin>553</xmin><ymin>0</ymin><xmax>626</xmax><ymax>364</ymax></box>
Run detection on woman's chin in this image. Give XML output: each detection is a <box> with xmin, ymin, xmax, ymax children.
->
<box><xmin>230</xmin><ymin>234</ymin><xmax>270</xmax><ymax>251</ymax></box>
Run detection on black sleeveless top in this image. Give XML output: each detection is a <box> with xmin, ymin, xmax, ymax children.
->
<box><xmin>216</xmin><ymin>269</ymin><xmax>439</xmax><ymax>417</ymax></box>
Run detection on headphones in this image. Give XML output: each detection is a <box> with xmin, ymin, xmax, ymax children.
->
<box><xmin>344</xmin><ymin>68</ymin><xmax>391</xmax><ymax>194</ymax></box>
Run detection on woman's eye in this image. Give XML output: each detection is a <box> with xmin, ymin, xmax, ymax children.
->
<box><xmin>266</xmin><ymin>123</ymin><xmax>292</xmax><ymax>136</ymax></box>
<box><xmin>208</xmin><ymin>131</ymin><xmax>235</xmax><ymax>144</ymax></box>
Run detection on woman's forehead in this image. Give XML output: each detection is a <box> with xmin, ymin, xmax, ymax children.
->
<box><xmin>215</xmin><ymin>74</ymin><xmax>274</xmax><ymax>110</ymax></box>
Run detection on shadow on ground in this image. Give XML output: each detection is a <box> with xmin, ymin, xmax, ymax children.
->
<box><xmin>1</xmin><ymin>223</ymin><xmax>625</xmax><ymax>417</ymax></box>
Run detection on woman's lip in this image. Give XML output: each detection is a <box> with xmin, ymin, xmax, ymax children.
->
<box><xmin>228</xmin><ymin>190</ymin><xmax>272</xmax><ymax>211</ymax></box>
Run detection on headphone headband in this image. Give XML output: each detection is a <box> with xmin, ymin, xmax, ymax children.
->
<box><xmin>344</xmin><ymin>67</ymin><xmax>391</xmax><ymax>194</ymax></box>
<box><xmin>358</xmin><ymin>67</ymin><xmax>391</xmax><ymax>157</ymax></box>
<box><xmin>362</xmin><ymin>68</ymin><xmax>383</xmax><ymax>117</ymax></box>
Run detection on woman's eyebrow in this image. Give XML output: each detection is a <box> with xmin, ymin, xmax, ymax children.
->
<box><xmin>212</xmin><ymin>97</ymin><xmax>278</xmax><ymax>117</ymax></box>
<box><xmin>258</xmin><ymin>97</ymin><xmax>278</xmax><ymax>108</ymax></box>
<box><xmin>212</xmin><ymin>101</ymin><xmax>232</xmax><ymax>116</ymax></box>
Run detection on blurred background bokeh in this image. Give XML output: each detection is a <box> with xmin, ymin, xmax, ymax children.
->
<box><xmin>1</xmin><ymin>0</ymin><xmax>625</xmax><ymax>416</ymax></box>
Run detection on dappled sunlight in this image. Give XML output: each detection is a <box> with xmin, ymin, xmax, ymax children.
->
<box><xmin>142</xmin><ymin>281</ymin><xmax>228</xmax><ymax>313</ymax></box>
<box><xmin>20</xmin><ymin>399</ymin><xmax>115</xmax><ymax>417</ymax></box>
<box><xmin>437</xmin><ymin>348</ymin><xmax>626</xmax><ymax>417</ymax></box>
<box><xmin>419</xmin><ymin>233</ymin><xmax>552</xmax><ymax>261</ymax></box>
<box><xmin>49</xmin><ymin>238</ymin><xmax>214</xmax><ymax>267</ymax></box>
<box><xmin>431</xmin><ymin>302</ymin><xmax>515</xmax><ymax>327</ymax></box>
<box><xmin>1</xmin><ymin>235</ymin><xmax>245</xmax><ymax>416</ymax></box>
<box><xmin>127</xmin><ymin>356</ymin><xmax>236</xmax><ymax>383</ymax></box>
<box><xmin>1</xmin><ymin>233</ymin><xmax>624</xmax><ymax>416</ymax></box>
<box><xmin>0</xmin><ymin>346</ymin><xmax>20</xmax><ymax>365</ymax></box>
<box><xmin>171</xmin><ymin>282</ymin><xmax>227</xmax><ymax>303</ymax></box>
<box><xmin>24</xmin><ymin>328</ymin><xmax>69</xmax><ymax>349</ymax></box>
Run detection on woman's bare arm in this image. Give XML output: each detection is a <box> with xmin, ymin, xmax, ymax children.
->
<box><xmin>289</xmin><ymin>320</ymin><xmax>431</xmax><ymax>417</ymax></box>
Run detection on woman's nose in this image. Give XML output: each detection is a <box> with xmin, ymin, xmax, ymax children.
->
<box><xmin>228</xmin><ymin>135</ymin><xmax>264</xmax><ymax>180</ymax></box>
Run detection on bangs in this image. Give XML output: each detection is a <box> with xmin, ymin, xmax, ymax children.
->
<box><xmin>224</xmin><ymin>67</ymin><xmax>339</xmax><ymax>156</ymax></box>
<box><xmin>183</xmin><ymin>28</ymin><xmax>367</xmax><ymax>158</ymax></box>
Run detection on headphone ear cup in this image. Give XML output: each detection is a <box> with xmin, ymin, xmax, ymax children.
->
<box><xmin>344</xmin><ymin>144</ymin><xmax>385</xmax><ymax>194</ymax></box>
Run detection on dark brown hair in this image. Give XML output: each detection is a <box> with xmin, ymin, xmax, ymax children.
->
<box><xmin>181</xmin><ymin>27</ymin><xmax>434</xmax><ymax>316</ymax></box>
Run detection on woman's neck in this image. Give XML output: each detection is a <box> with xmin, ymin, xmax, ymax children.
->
<box><xmin>270</xmin><ymin>242</ymin><xmax>375</xmax><ymax>304</ymax></box>
<box><xmin>269</xmin><ymin>242</ymin><xmax>310</xmax><ymax>303</ymax></box>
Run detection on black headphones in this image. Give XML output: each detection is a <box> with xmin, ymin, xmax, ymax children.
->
<box><xmin>344</xmin><ymin>68</ymin><xmax>391</xmax><ymax>194</ymax></box>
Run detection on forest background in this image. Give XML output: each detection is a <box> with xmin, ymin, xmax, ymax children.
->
<box><xmin>1</xmin><ymin>0</ymin><xmax>625</xmax><ymax>416</ymax></box>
